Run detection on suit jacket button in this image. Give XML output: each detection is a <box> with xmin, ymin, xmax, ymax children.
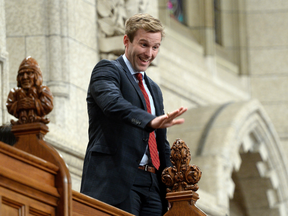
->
<box><xmin>143</xmin><ymin>138</ymin><xmax>148</xmax><ymax>142</ymax></box>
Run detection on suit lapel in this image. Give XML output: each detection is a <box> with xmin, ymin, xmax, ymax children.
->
<box><xmin>144</xmin><ymin>74</ymin><xmax>161</xmax><ymax>116</ymax></box>
<box><xmin>117</xmin><ymin>56</ymin><xmax>147</xmax><ymax>111</ymax></box>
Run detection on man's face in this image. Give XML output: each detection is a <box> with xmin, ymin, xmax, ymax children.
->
<box><xmin>124</xmin><ymin>29</ymin><xmax>161</xmax><ymax>72</ymax></box>
<box><xmin>18</xmin><ymin>68</ymin><xmax>35</xmax><ymax>89</ymax></box>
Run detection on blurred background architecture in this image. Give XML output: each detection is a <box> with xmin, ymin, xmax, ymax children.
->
<box><xmin>1</xmin><ymin>0</ymin><xmax>288</xmax><ymax>215</ymax></box>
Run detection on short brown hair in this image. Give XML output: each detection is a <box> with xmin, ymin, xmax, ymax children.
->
<box><xmin>125</xmin><ymin>13</ymin><xmax>165</xmax><ymax>42</ymax></box>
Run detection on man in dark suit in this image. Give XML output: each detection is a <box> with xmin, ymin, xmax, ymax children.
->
<box><xmin>80</xmin><ymin>13</ymin><xmax>187</xmax><ymax>216</ymax></box>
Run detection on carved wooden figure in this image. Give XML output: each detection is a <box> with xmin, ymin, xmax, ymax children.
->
<box><xmin>162</xmin><ymin>139</ymin><xmax>207</xmax><ymax>216</ymax></box>
<box><xmin>6</xmin><ymin>56</ymin><xmax>53</xmax><ymax>125</ymax></box>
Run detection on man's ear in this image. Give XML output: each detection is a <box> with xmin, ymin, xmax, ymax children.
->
<box><xmin>123</xmin><ymin>34</ymin><xmax>129</xmax><ymax>47</ymax></box>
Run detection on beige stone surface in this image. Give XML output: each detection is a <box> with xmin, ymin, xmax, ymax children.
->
<box><xmin>99</xmin><ymin>36</ymin><xmax>124</xmax><ymax>53</ymax></box>
<box><xmin>47</xmin><ymin>0</ymin><xmax>61</xmax><ymax>35</ymax></box>
<box><xmin>65</xmin><ymin>85</ymin><xmax>89</xmax><ymax>147</ymax></box>
<box><xmin>26</xmin><ymin>36</ymin><xmax>48</xmax><ymax>80</ymax></box>
<box><xmin>261</xmin><ymin>103</ymin><xmax>288</xmax><ymax>136</ymax></box>
<box><xmin>245</xmin><ymin>0</ymin><xmax>288</xmax><ymax>11</ymax></box>
<box><xmin>6</xmin><ymin>37</ymin><xmax>25</xmax><ymax>84</ymax></box>
<box><xmin>68</xmin><ymin>0</ymin><xmax>97</xmax><ymax>49</ymax></box>
<box><xmin>247</xmin><ymin>12</ymin><xmax>288</xmax><ymax>47</ymax></box>
<box><xmin>47</xmin><ymin>35</ymin><xmax>62</xmax><ymax>81</ymax></box>
<box><xmin>0</xmin><ymin>0</ymin><xmax>6</xmax><ymax>48</ymax></box>
<box><xmin>250</xmin><ymin>76</ymin><xmax>288</xmax><ymax>102</ymax></box>
<box><xmin>168</xmin><ymin>105</ymin><xmax>221</xmax><ymax>155</ymax></box>
<box><xmin>68</xmin><ymin>39</ymin><xmax>98</xmax><ymax>89</ymax></box>
<box><xmin>5</xmin><ymin>0</ymin><xmax>46</xmax><ymax>36</ymax></box>
<box><xmin>184</xmin><ymin>0</ymin><xmax>202</xmax><ymax>27</ymax></box>
<box><xmin>249</xmin><ymin>48</ymin><xmax>288</xmax><ymax>75</ymax></box>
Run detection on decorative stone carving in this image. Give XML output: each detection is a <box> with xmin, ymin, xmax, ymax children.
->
<box><xmin>97</xmin><ymin>0</ymin><xmax>150</xmax><ymax>60</ymax></box>
<box><xmin>162</xmin><ymin>138</ymin><xmax>202</xmax><ymax>193</ymax></box>
<box><xmin>6</xmin><ymin>57</ymin><xmax>53</xmax><ymax>125</ymax></box>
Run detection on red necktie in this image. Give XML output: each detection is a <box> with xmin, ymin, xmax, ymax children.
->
<box><xmin>135</xmin><ymin>73</ymin><xmax>160</xmax><ymax>170</ymax></box>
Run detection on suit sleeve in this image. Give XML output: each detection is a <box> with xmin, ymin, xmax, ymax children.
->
<box><xmin>89</xmin><ymin>60</ymin><xmax>155</xmax><ymax>131</ymax></box>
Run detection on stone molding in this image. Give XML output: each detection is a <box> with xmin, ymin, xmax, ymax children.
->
<box><xmin>97</xmin><ymin>0</ymin><xmax>152</xmax><ymax>60</ymax></box>
<box><xmin>196</xmin><ymin>100</ymin><xmax>288</xmax><ymax>215</ymax></box>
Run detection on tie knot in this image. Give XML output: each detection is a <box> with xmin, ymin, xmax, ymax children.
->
<box><xmin>135</xmin><ymin>73</ymin><xmax>143</xmax><ymax>82</ymax></box>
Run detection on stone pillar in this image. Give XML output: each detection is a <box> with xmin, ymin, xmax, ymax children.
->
<box><xmin>0</xmin><ymin>0</ymin><xmax>9</xmax><ymax>125</ymax></box>
<box><xmin>46</xmin><ymin>0</ymin><xmax>69</xmax><ymax>127</ymax></box>
<box><xmin>47</xmin><ymin>0</ymin><xmax>69</xmax><ymax>98</ymax></box>
<box><xmin>183</xmin><ymin>0</ymin><xmax>215</xmax><ymax>56</ymax></box>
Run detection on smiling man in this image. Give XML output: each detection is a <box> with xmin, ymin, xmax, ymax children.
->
<box><xmin>81</xmin><ymin>14</ymin><xmax>187</xmax><ymax>216</ymax></box>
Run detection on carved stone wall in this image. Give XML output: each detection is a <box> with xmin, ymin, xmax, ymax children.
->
<box><xmin>97</xmin><ymin>0</ymin><xmax>158</xmax><ymax>60</ymax></box>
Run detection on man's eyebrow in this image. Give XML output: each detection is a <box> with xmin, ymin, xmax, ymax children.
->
<box><xmin>139</xmin><ymin>39</ymin><xmax>148</xmax><ymax>43</ymax></box>
<box><xmin>139</xmin><ymin>39</ymin><xmax>161</xmax><ymax>46</ymax></box>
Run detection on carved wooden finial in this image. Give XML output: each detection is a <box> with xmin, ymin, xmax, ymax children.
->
<box><xmin>6</xmin><ymin>56</ymin><xmax>53</xmax><ymax>125</ymax></box>
<box><xmin>162</xmin><ymin>139</ymin><xmax>206</xmax><ymax>216</ymax></box>
<box><xmin>162</xmin><ymin>138</ymin><xmax>202</xmax><ymax>193</ymax></box>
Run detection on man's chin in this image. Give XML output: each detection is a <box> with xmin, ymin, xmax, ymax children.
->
<box><xmin>136</xmin><ymin>64</ymin><xmax>150</xmax><ymax>72</ymax></box>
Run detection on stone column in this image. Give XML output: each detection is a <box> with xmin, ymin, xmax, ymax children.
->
<box><xmin>0</xmin><ymin>0</ymin><xmax>9</xmax><ymax>124</ymax></box>
<box><xmin>47</xmin><ymin>0</ymin><xmax>69</xmax><ymax>126</ymax></box>
<box><xmin>47</xmin><ymin>0</ymin><xmax>69</xmax><ymax>97</ymax></box>
<box><xmin>184</xmin><ymin>0</ymin><xmax>215</xmax><ymax>56</ymax></box>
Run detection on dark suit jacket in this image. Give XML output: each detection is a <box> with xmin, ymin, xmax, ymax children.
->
<box><xmin>80</xmin><ymin>56</ymin><xmax>171</xmax><ymax>213</ymax></box>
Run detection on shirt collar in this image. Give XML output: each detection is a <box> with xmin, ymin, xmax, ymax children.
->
<box><xmin>122</xmin><ymin>54</ymin><xmax>144</xmax><ymax>78</ymax></box>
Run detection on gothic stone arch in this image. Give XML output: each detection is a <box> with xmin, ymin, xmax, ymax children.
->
<box><xmin>168</xmin><ymin>99</ymin><xmax>288</xmax><ymax>216</ymax></box>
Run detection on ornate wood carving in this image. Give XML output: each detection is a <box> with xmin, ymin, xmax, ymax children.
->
<box><xmin>1</xmin><ymin>57</ymin><xmax>135</xmax><ymax>216</ymax></box>
<box><xmin>6</xmin><ymin>56</ymin><xmax>53</xmax><ymax>125</ymax></box>
<box><xmin>162</xmin><ymin>138</ymin><xmax>202</xmax><ymax>193</ymax></box>
<box><xmin>162</xmin><ymin>139</ymin><xmax>207</xmax><ymax>216</ymax></box>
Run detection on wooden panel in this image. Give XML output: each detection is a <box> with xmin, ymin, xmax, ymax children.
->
<box><xmin>29</xmin><ymin>207</ymin><xmax>52</xmax><ymax>216</ymax></box>
<box><xmin>72</xmin><ymin>191</ymin><xmax>134</xmax><ymax>216</ymax></box>
<box><xmin>0</xmin><ymin>166</ymin><xmax>59</xmax><ymax>206</ymax></box>
<box><xmin>1</xmin><ymin>196</ymin><xmax>25</xmax><ymax>216</ymax></box>
<box><xmin>0</xmin><ymin>187</ymin><xmax>55</xmax><ymax>216</ymax></box>
<box><xmin>0</xmin><ymin>142</ymin><xmax>58</xmax><ymax>187</ymax></box>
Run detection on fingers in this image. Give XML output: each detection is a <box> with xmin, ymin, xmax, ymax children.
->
<box><xmin>166</xmin><ymin>107</ymin><xmax>187</xmax><ymax>119</ymax></box>
<box><xmin>159</xmin><ymin>107</ymin><xmax>187</xmax><ymax>128</ymax></box>
<box><xmin>149</xmin><ymin>107</ymin><xmax>187</xmax><ymax>129</ymax></box>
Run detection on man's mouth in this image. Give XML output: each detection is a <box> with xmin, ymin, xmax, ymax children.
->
<box><xmin>139</xmin><ymin>57</ymin><xmax>150</xmax><ymax>63</ymax></box>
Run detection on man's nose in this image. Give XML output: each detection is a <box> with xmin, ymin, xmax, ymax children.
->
<box><xmin>23</xmin><ymin>73</ymin><xmax>28</xmax><ymax>78</ymax></box>
<box><xmin>144</xmin><ymin>47</ymin><xmax>152</xmax><ymax>57</ymax></box>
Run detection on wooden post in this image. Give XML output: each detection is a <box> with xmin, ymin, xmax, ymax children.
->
<box><xmin>162</xmin><ymin>139</ymin><xmax>207</xmax><ymax>216</ymax></box>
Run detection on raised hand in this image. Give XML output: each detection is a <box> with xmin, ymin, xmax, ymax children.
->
<box><xmin>148</xmin><ymin>107</ymin><xmax>187</xmax><ymax>129</ymax></box>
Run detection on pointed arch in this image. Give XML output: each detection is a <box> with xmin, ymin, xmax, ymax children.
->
<box><xmin>168</xmin><ymin>99</ymin><xmax>288</xmax><ymax>215</ymax></box>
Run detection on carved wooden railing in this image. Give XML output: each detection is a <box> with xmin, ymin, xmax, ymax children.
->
<box><xmin>0</xmin><ymin>124</ymin><xmax>134</xmax><ymax>216</ymax></box>
<box><xmin>0</xmin><ymin>57</ymin><xmax>133</xmax><ymax>216</ymax></box>
<box><xmin>162</xmin><ymin>139</ymin><xmax>207</xmax><ymax>216</ymax></box>
<box><xmin>0</xmin><ymin>57</ymin><xmax>206</xmax><ymax>216</ymax></box>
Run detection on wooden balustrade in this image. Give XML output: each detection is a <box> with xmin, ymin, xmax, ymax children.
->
<box><xmin>0</xmin><ymin>123</ymin><xmax>133</xmax><ymax>216</ymax></box>
<box><xmin>0</xmin><ymin>57</ymin><xmax>206</xmax><ymax>216</ymax></box>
